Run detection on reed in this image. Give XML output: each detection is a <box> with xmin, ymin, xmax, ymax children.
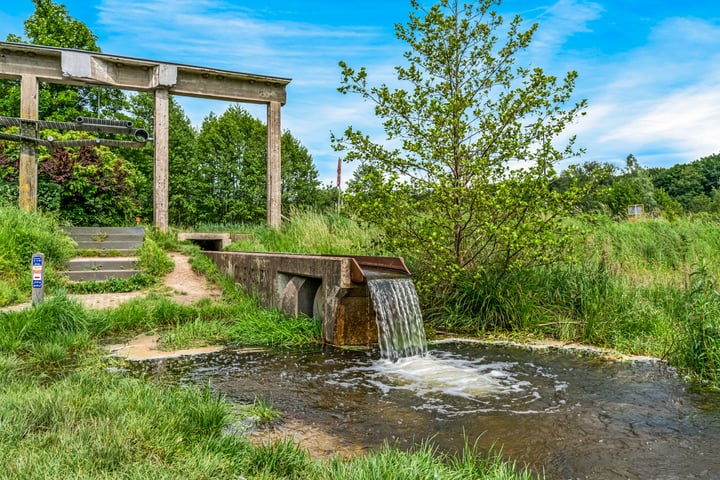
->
<box><xmin>436</xmin><ymin>216</ymin><xmax>720</xmax><ymax>385</ymax></box>
<box><xmin>224</xmin><ymin>209</ymin><xmax>386</xmax><ymax>255</ymax></box>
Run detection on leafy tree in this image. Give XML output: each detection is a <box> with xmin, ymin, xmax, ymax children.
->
<box><xmin>1</xmin><ymin>0</ymin><xmax>126</xmax><ymax>121</ymax></box>
<box><xmin>123</xmin><ymin>93</ymin><xmax>199</xmax><ymax>226</ymax></box>
<box><xmin>334</xmin><ymin>0</ymin><xmax>587</xmax><ymax>295</ymax></box>
<box><xmin>553</xmin><ymin>161</ymin><xmax>614</xmax><ymax>214</ymax></box>
<box><xmin>651</xmin><ymin>163</ymin><xmax>705</xmax><ymax>212</ymax></box>
<box><xmin>602</xmin><ymin>154</ymin><xmax>657</xmax><ymax>216</ymax></box>
<box><xmin>195</xmin><ymin>105</ymin><xmax>320</xmax><ymax>224</ymax></box>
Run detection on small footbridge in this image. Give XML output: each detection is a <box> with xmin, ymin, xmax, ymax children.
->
<box><xmin>204</xmin><ymin>251</ymin><xmax>412</xmax><ymax>346</ymax></box>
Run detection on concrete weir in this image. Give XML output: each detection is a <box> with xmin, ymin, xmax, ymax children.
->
<box><xmin>204</xmin><ymin>251</ymin><xmax>411</xmax><ymax>346</ymax></box>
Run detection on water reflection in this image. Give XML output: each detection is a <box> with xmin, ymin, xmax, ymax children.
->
<box><xmin>127</xmin><ymin>341</ymin><xmax>720</xmax><ymax>480</ymax></box>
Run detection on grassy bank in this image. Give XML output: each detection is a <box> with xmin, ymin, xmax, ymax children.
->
<box><xmin>0</xmin><ymin>204</ymin><xmax>533</xmax><ymax>479</ymax></box>
<box><xmin>200</xmin><ymin>209</ymin><xmax>387</xmax><ymax>255</ymax></box>
<box><xmin>437</xmin><ymin>216</ymin><xmax>720</xmax><ymax>386</ymax></box>
<box><xmin>0</xmin><ymin>203</ymin><xmax>75</xmax><ymax>306</ymax></box>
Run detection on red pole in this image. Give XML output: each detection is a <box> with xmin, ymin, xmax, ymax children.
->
<box><xmin>336</xmin><ymin>157</ymin><xmax>342</xmax><ymax>189</ymax></box>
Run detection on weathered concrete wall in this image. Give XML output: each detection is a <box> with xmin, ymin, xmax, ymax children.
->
<box><xmin>204</xmin><ymin>251</ymin><xmax>404</xmax><ymax>346</ymax></box>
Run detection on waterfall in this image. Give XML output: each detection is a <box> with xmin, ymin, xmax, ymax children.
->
<box><xmin>367</xmin><ymin>276</ymin><xmax>427</xmax><ymax>361</ymax></box>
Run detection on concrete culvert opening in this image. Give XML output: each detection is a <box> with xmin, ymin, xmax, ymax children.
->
<box><xmin>192</xmin><ymin>239</ymin><xmax>225</xmax><ymax>251</ymax></box>
<box><xmin>280</xmin><ymin>275</ymin><xmax>322</xmax><ymax>318</ymax></box>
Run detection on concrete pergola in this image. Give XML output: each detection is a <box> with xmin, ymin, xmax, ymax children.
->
<box><xmin>0</xmin><ymin>41</ymin><xmax>291</xmax><ymax>231</ymax></box>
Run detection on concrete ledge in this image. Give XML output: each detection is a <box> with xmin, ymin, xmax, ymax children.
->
<box><xmin>204</xmin><ymin>251</ymin><xmax>411</xmax><ymax>346</ymax></box>
<box><xmin>67</xmin><ymin>269</ymin><xmax>143</xmax><ymax>282</ymax></box>
<box><xmin>66</xmin><ymin>257</ymin><xmax>138</xmax><ymax>271</ymax></box>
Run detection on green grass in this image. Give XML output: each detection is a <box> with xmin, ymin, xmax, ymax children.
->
<box><xmin>0</xmin><ymin>204</ymin><xmax>76</xmax><ymax>306</ymax></box>
<box><xmin>435</xmin><ymin>216</ymin><xmax>720</xmax><ymax>386</ymax></box>
<box><xmin>221</xmin><ymin>209</ymin><xmax>387</xmax><ymax>255</ymax></box>
<box><xmin>316</xmin><ymin>441</ymin><xmax>534</xmax><ymax>480</ymax></box>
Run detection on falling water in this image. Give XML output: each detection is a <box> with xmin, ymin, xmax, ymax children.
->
<box><xmin>367</xmin><ymin>276</ymin><xmax>427</xmax><ymax>360</ymax></box>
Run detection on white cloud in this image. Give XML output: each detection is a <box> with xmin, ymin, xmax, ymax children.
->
<box><xmin>528</xmin><ymin>0</ymin><xmax>604</xmax><ymax>53</ymax></box>
<box><xmin>566</xmin><ymin>15</ymin><xmax>720</xmax><ymax>167</ymax></box>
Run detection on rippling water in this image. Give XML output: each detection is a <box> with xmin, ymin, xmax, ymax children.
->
<box><xmin>127</xmin><ymin>340</ymin><xmax>720</xmax><ymax>480</ymax></box>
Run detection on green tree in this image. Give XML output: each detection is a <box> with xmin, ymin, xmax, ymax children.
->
<box><xmin>123</xmin><ymin>93</ymin><xmax>199</xmax><ymax>226</ymax></box>
<box><xmin>652</xmin><ymin>162</ymin><xmax>705</xmax><ymax>212</ymax></box>
<box><xmin>602</xmin><ymin>154</ymin><xmax>657</xmax><ymax>216</ymax></box>
<box><xmin>553</xmin><ymin>161</ymin><xmax>614</xmax><ymax>214</ymax></box>
<box><xmin>1</xmin><ymin>0</ymin><xmax>126</xmax><ymax>121</ymax></box>
<box><xmin>195</xmin><ymin>105</ymin><xmax>320</xmax><ymax>225</ymax></box>
<box><xmin>335</xmin><ymin>0</ymin><xmax>587</xmax><ymax>294</ymax></box>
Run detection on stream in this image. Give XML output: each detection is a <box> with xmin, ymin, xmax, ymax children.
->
<box><xmin>127</xmin><ymin>340</ymin><xmax>720</xmax><ymax>479</ymax></box>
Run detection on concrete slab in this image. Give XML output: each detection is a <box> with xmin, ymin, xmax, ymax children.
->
<box><xmin>204</xmin><ymin>251</ymin><xmax>411</xmax><ymax>347</ymax></box>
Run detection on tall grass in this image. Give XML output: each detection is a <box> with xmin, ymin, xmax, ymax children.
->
<box><xmin>435</xmin><ymin>216</ymin><xmax>720</xmax><ymax>385</ymax></box>
<box><xmin>0</xmin><ymin>204</ymin><xmax>75</xmax><ymax>305</ymax></box>
<box><xmin>222</xmin><ymin>209</ymin><xmax>387</xmax><ymax>255</ymax></box>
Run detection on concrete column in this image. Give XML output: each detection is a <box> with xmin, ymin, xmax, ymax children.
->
<box><xmin>19</xmin><ymin>75</ymin><xmax>39</xmax><ymax>212</ymax></box>
<box><xmin>154</xmin><ymin>88</ymin><xmax>169</xmax><ymax>232</ymax></box>
<box><xmin>267</xmin><ymin>100</ymin><xmax>282</xmax><ymax>229</ymax></box>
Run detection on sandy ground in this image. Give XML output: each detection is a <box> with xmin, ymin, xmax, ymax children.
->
<box><xmin>77</xmin><ymin>252</ymin><xmax>222</xmax><ymax>309</ymax></box>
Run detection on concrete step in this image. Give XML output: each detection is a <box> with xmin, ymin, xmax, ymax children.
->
<box><xmin>62</xmin><ymin>226</ymin><xmax>145</xmax><ymax>236</ymax></box>
<box><xmin>70</xmin><ymin>233</ymin><xmax>146</xmax><ymax>243</ymax></box>
<box><xmin>62</xmin><ymin>227</ymin><xmax>145</xmax><ymax>251</ymax></box>
<box><xmin>67</xmin><ymin>269</ymin><xmax>144</xmax><ymax>282</ymax></box>
<box><xmin>61</xmin><ymin>227</ymin><xmax>146</xmax><ymax>282</ymax></box>
<box><xmin>74</xmin><ymin>240</ymin><xmax>144</xmax><ymax>251</ymax></box>
<box><xmin>66</xmin><ymin>257</ymin><xmax>139</xmax><ymax>271</ymax></box>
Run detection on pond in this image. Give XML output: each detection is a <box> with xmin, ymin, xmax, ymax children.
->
<box><xmin>128</xmin><ymin>340</ymin><xmax>720</xmax><ymax>480</ymax></box>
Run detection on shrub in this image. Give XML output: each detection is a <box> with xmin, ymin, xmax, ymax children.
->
<box><xmin>0</xmin><ymin>204</ymin><xmax>75</xmax><ymax>304</ymax></box>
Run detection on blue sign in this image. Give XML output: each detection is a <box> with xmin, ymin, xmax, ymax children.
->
<box><xmin>32</xmin><ymin>256</ymin><xmax>43</xmax><ymax>267</ymax></box>
<box><xmin>32</xmin><ymin>280</ymin><xmax>43</xmax><ymax>289</ymax></box>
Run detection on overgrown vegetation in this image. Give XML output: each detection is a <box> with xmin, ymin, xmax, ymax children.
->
<box><xmin>0</xmin><ymin>203</ymin><xmax>75</xmax><ymax>306</ymax></box>
<box><xmin>433</xmin><ymin>217</ymin><xmax>720</xmax><ymax>385</ymax></box>
<box><xmin>221</xmin><ymin>209</ymin><xmax>386</xmax><ymax>256</ymax></box>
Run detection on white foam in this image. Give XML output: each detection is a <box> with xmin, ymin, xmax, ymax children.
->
<box><xmin>373</xmin><ymin>354</ymin><xmax>507</xmax><ymax>398</ymax></box>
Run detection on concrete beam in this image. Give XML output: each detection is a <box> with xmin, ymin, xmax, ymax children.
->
<box><xmin>19</xmin><ymin>75</ymin><xmax>38</xmax><ymax>212</ymax></box>
<box><xmin>0</xmin><ymin>42</ymin><xmax>289</xmax><ymax>104</ymax></box>
<box><xmin>154</xmin><ymin>89</ymin><xmax>169</xmax><ymax>233</ymax></box>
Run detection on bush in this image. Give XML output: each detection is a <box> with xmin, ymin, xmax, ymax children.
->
<box><xmin>0</xmin><ymin>204</ymin><xmax>75</xmax><ymax>304</ymax></box>
<box><xmin>137</xmin><ymin>236</ymin><xmax>174</xmax><ymax>277</ymax></box>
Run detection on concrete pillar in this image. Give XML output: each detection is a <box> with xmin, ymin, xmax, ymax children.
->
<box><xmin>154</xmin><ymin>88</ymin><xmax>169</xmax><ymax>232</ymax></box>
<box><xmin>19</xmin><ymin>75</ymin><xmax>39</xmax><ymax>212</ymax></box>
<box><xmin>267</xmin><ymin>100</ymin><xmax>282</xmax><ymax>229</ymax></box>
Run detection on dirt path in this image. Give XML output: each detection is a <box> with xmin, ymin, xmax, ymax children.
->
<box><xmin>71</xmin><ymin>252</ymin><xmax>221</xmax><ymax>310</ymax></box>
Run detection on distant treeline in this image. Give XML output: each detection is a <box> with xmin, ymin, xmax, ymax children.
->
<box><xmin>554</xmin><ymin>152</ymin><xmax>720</xmax><ymax>218</ymax></box>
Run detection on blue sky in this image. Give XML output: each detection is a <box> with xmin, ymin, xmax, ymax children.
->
<box><xmin>1</xmin><ymin>0</ymin><xmax>719</xmax><ymax>184</ymax></box>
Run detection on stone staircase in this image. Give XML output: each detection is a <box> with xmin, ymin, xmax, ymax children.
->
<box><xmin>62</xmin><ymin>227</ymin><xmax>145</xmax><ymax>282</ymax></box>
